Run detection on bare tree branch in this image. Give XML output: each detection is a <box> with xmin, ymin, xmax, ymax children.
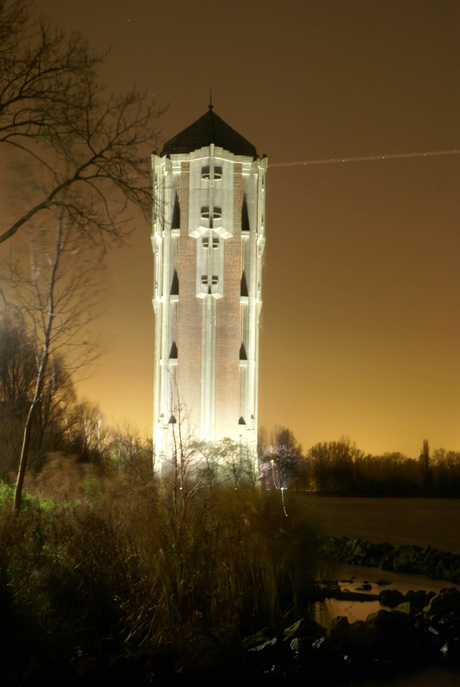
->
<box><xmin>1</xmin><ymin>0</ymin><xmax>162</xmax><ymax>245</ymax></box>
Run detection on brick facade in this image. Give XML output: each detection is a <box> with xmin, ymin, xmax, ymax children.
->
<box><xmin>152</xmin><ymin>110</ymin><xmax>267</xmax><ymax>473</ymax></box>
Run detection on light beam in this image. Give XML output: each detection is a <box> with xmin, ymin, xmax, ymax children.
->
<box><xmin>269</xmin><ymin>148</ymin><xmax>460</xmax><ymax>168</ymax></box>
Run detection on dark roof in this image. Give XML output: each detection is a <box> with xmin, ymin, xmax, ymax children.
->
<box><xmin>161</xmin><ymin>108</ymin><xmax>258</xmax><ymax>158</ymax></box>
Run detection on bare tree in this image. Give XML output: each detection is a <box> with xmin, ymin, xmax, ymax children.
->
<box><xmin>3</xmin><ymin>209</ymin><xmax>102</xmax><ymax>511</ymax></box>
<box><xmin>0</xmin><ymin>309</ymin><xmax>35</xmax><ymax>478</ymax></box>
<box><xmin>212</xmin><ymin>438</ymin><xmax>258</xmax><ymax>488</ymax></box>
<box><xmin>0</xmin><ymin>309</ymin><xmax>35</xmax><ymax>405</ymax></box>
<box><xmin>260</xmin><ymin>426</ymin><xmax>303</xmax><ymax>489</ymax></box>
<box><xmin>65</xmin><ymin>400</ymin><xmax>107</xmax><ymax>464</ymax></box>
<box><xmin>307</xmin><ymin>437</ymin><xmax>361</xmax><ymax>494</ymax></box>
<box><xmin>108</xmin><ymin>422</ymin><xmax>153</xmax><ymax>481</ymax></box>
<box><xmin>1</xmin><ymin>1</ymin><xmax>162</xmax><ymax>510</ymax></box>
<box><xmin>0</xmin><ymin>0</ymin><xmax>159</xmax><ymax>246</ymax></box>
<box><xmin>0</xmin><ymin>306</ymin><xmax>77</xmax><ymax>478</ymax></box>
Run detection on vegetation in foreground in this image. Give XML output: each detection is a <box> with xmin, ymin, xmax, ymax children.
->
<box><xmin>0</xmin><ymin>475</ymin><xmax>318</xmax><ymax>684</ymax></box>
<box><xmin>3</xmin><ymin>476</ymin><xmax>460</xmax><ymax>687</ymax></box>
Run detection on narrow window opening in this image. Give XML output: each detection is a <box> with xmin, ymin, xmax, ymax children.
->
<box><xmin>241</xmin><ymin>195</ymin><xmax>250</xmax><ymax>231</ymax></box>
<box><xmin>172</xmin><ymin>194</ymin><xmax>180</xmax><ymax>228</ymax></box>
<box><xmin>170</xmin><ymin>269</ymin><xmax>179</xmax><ymax>296</ymax></box>
<box><xmin>169</xmin><ymin>341</ymin><xmax>178</xmax><ymax>359</ymax></box>
<box><xmin>240</xmin><ymin>271</ymin><xmax>248</xmax><ymax>297</ymax></box>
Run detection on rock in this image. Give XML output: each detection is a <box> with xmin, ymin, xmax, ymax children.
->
<box><xmin>241</xmin><ymin>627</ymin><xmax>271</xmax><ymax>650</ymax></box>
<box><xmin>339</xmin><ymin>589</ymin><xmax>379</xmax><ymax>602</ymax></box>
<box><xmin>326</xmin><ymin>615</ymin><xmax>349</xmax><ymax>642</ymax></box>
<box><xmin>424</xmin><ymin>587</ymin><xmax>460</xmax><ymax>617</ymax></box>
<box><xmin>365</xmin><ymin>609</ymin><xmax>411</xmax><ymax>637</ymax></box>
<box><xmin>283</xmin><ymin>617</ymin><xmax>323</xmax><ymax>640</ymax></box>
<box><xmin>244</xmin><ymin>634</ymin><xmax>291</xmax><ymax>679</ymax></box>
<box><xmin>379</xmin><ymin>588</ymin><xmax>405</xmax><ymax>608</ymax></box>
<box><xmin>441</xmin><ymin>637</ymin><xmax>460</xmax><ymax>668</ymax></box>
<box><xmin>395</xmin><ymin>601</ymin><xmax>413</xmax><ymax>615</ymax></box>
<box><xmin>246</xmin><ymin>636</ymin><xmax>278</xmax><ymax>654</ymax></box>
<box><xmin>405</xmin><ymin>589</ymin><xmax>435</xmax><ymax>610</ymax></box>
<box><xmin>289</xmin><ymin>636</ymin><xmax>317</xmax><ymax>663</ymax></box>
<box><xmin>317</xmin><ymin>535</ymin><xmax>460</xmax><ymax>582</ymax></box>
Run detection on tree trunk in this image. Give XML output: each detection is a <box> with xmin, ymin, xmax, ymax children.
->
<box><xmin>13</xmin><ymin>350</ymin><xmax>49</xmax><ymax>514</ymax></box>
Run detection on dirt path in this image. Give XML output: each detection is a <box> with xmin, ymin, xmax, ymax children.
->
<box><xmin>291</xmin><ymin>494</ymin><xmax>460</xmax><ymax>554</ymax></box>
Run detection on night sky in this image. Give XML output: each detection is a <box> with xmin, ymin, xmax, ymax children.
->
<box><xmin>24</xmin><ymin>1</ymin><xmax>460</xmax><ymax>456</ymax></box>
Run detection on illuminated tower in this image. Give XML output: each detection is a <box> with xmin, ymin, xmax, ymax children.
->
<box><xmin>152</xmin><ymin>106</ymin><xmax>267</xmax><ymax>475</ymax></box>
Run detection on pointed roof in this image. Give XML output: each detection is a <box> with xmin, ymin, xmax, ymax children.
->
<box><xmin>161</xmin><ymin>107</ymin><xmax>258</xmax><ymax>158</ymax></box>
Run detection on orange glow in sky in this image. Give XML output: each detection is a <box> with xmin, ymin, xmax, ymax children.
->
<box><xmin>10</xmin><ymin>1</ymin><xmax>460</xmax><ymax>457</ymax></box>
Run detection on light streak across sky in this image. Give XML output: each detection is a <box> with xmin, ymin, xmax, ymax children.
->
<box><xmin>129</xmin><ymin>148</ymin><xmax>460</xmax><ymax>179</ymax></box>
<box><xmin>269</xmin><ymin>148</ymin><xmax>460</xmax><ymax>168</ymax></box>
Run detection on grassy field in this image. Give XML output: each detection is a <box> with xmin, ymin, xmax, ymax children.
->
<box><xmin>290</xmin><ymin>494</ymin><xmax>460</xmax><ymax>554</ymax></box>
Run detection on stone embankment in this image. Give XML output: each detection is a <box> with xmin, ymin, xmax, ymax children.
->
<box><xmin>242</xmin><ymin>585</ymin><xmax>460</xmax><ymax>685</ymax></box>
<box><xmin>317</xmin><ymin>535</ymin><xmax>460</xmax><ymax>582</ymax></box>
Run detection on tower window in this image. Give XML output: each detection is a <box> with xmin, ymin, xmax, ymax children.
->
<box><xmin>170</xmin><ymin>269</ymin><xmax>179</xmax><ymax>296</ymax></box>
<box><xmin>201</xmin><ymin>206</ymin><xmax>222</xmax><ymax>220</ymax></box>
<box><xmin>212</xmin><ymin>237</ymin><xmax>219</xmax><ymax>248</ymax></box>
<box><xmin>202</xmin><ymin>237</ymin><xmax>209</xmax><ymax>248</ymax></box>
<box><xmin>169</xmin><ymin>341</ymin><xmax>178</xmax><ymax>359</ymax></box>
<box><xmin>201</xmin><ymin>275</ymin><xmax>208</xmax><ymax>285</ymax></box>
<box><xmin>172</xmin><ymin>194</ymin><xmax>180</xmax><ymax>228</ymax></box>
<box><xmin>201</xmin><ymin>207</ymin><xmax>222</xmax><ymax>229</ymax></box>
<box><xmin>211</xmin><ymin>275</ymin><xmax>218</xmax><ymax>286</ymax></box>
<box><xmin>241</xmin><ymin>196</ymin><xmax>250</xmax><ymax>232</ymax></box>
<box><xmin>240</xmin><ymin>271</ymin><xmax>248</xmax><ymax>297</ymax></box>
<box><xmin>201</xmin><ymin>165</ymin><xmax>222</xmax><ymax>180</ymax></box>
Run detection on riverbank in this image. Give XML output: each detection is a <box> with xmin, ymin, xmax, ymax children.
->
<box><xmin>6</xmin><ymin>582</ymin><xmax>460</xmax><ymax>686</ymax></box>
<box><xmin>242</xmin><ymin>584</ymin><xmax>460</xmax><ymax>686</ymax></box>
<box><xmin>4</xmin><ymin>491</ymin><xmax>460</xmax><ymax>685</ymax></box>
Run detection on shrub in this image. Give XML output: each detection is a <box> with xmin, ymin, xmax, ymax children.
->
<box><xmin>0</xmin><ymin>476</ymin><xmax>319</xmax><ymax>671</ymax></box>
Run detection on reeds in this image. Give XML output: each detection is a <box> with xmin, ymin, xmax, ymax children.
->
<box><xmin>0</xmin><ymin>475</ymin><xmax>318</xmax><ymax>669</ymax></box>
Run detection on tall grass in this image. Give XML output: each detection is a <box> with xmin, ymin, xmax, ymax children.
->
<box><xmin>0</xmin><ymin>477</ymin><xmax>318</xmax><ymax>670</ymax></box>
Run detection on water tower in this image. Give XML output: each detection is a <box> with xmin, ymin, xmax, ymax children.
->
<box><xmin>151</xmin><ymin>106</ymin><xmax>267</xmax><ymax>475</ymax></box>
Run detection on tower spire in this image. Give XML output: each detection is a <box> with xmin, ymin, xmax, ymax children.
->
<box><xmin>209</xmin><ymin>88</ymin><xmax>213</xmax><ymax>110</ymax></box>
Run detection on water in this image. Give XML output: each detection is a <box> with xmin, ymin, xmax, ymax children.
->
<box><xmin>311</xmin><ymin>564</ymin><xmax>460</xmax><ymax>686</ymax></box>
<box><xmin>298</xmin><ymin>496</ymin><xmax>460</xmax><ymax>686</ymax></box>
<box><xmin>315</xmin><ymin>561</ymin><xmax>460</xmax><ymax>625</ymax></box>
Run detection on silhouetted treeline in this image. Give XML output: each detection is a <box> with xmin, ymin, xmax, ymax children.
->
<box><xmin>293</xmin><ymin>438</ymin><xmax>460</xmax><ymax>497</ymax></box>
